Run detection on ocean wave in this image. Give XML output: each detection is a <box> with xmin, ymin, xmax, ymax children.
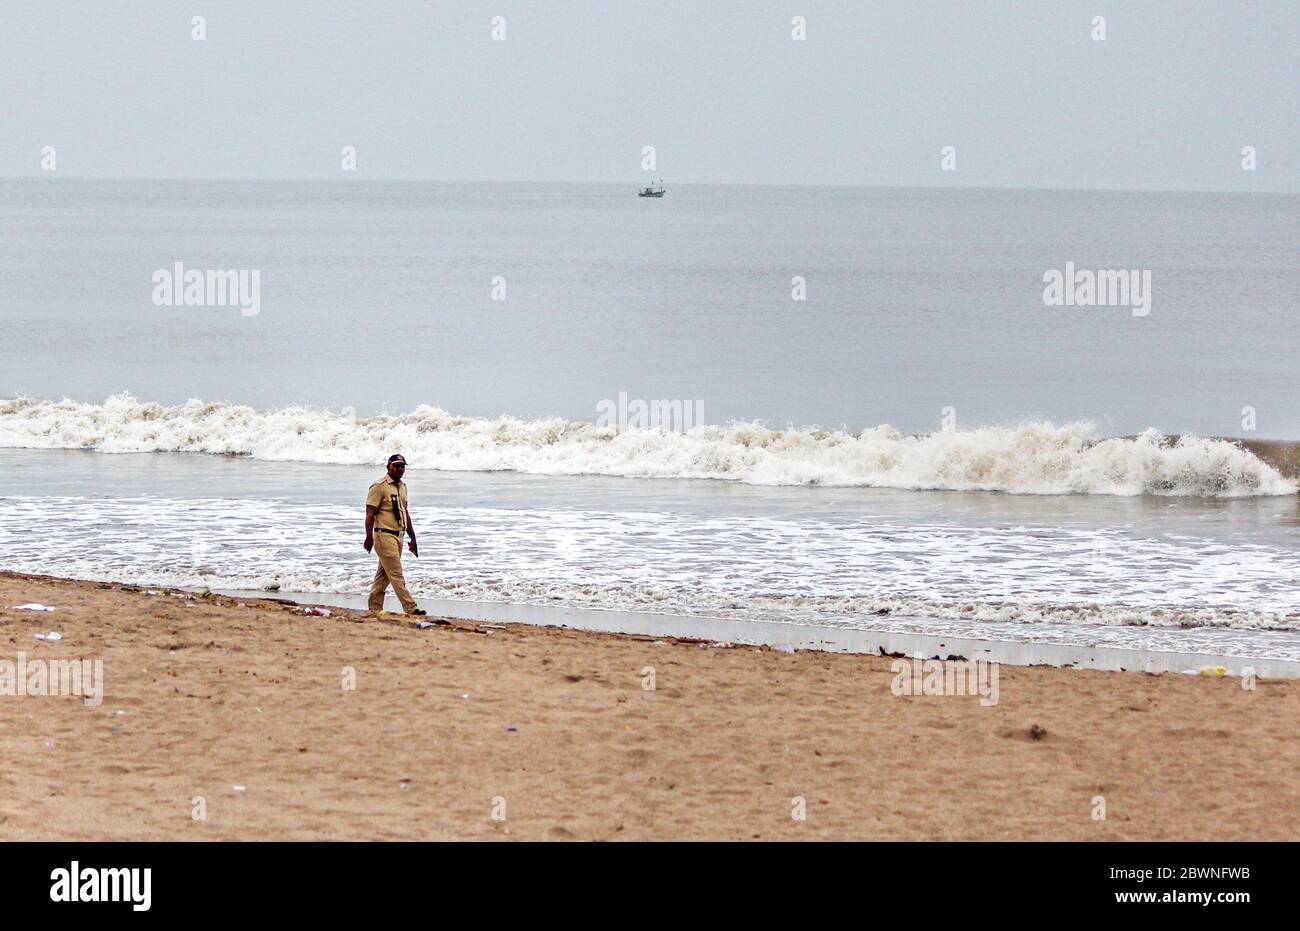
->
<box><xmin>0</xmin><ymin>394</ymin><xmax>1293</xmax><ymax>497</ymax></box>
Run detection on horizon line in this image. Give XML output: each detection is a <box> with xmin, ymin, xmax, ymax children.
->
<box><xmin>2</xmin><ymin>175</ymin><xmax>1295</xmax><ymax>196</ymax></box>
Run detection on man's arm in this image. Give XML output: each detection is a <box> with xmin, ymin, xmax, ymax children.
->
<box><xmin>405</xmin><ymin>511</ymin><xmax>418</xmax><ymax>557</ymax></box>
<box><xmin>364</xmin><ymin>505</ymin><xmax>376</xmax><ymax>552</ymax></box>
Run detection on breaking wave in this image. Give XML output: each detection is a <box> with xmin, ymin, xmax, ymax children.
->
<box><xmin>0</xmin><ymin>394</ymin><xmax>1294</xmax><ymax>497</ymax></box>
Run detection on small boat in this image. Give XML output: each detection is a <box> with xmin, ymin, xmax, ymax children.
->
<box><xmin>638</xmin><ymin>180</ymin><xmax>666</xmax><ymax>198</ymax></box>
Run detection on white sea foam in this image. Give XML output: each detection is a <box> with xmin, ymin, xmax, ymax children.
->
<box><xmin>3</xmin><ymin>486</ymin><xmax>1299</xmax><ymax>645</ymax></box>
<box><xmin>2</xmin><ymin>495</ymin><xmax>1297</xmax><ymax>635</ymax></box>
<box><xmin>0</xmin><ymin>394</ymin><xmax>1293</xmax><ymax>497</ymax></box>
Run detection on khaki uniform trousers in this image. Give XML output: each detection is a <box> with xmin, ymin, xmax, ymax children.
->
<box><xmin>368</xmin><ymin>531</ymin><xmax>418</xmax><ymax>613</ymax></box>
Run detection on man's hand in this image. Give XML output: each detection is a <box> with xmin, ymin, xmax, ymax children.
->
<box><xmin>364</xmin><ymin>505</ymin><xmax>377</xmax><ymax>553</ymax></box>
<box><xmin>407</xmin><ymin>537</ymin><xmax>419</xmax><ymax>557</ymax></box>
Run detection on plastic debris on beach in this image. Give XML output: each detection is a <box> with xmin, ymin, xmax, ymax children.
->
<box><xmin>299</xmin><ymin>606</ymin><xmax>331</xmax><ymax>617</ymax></box>
<box><xmin>774</xmin><ymin>643</ymin><xmax>796</xmax><ymax>653</ymax></box>
<box><xmin>506</xmin><ymin>725</ymin><xmax>518</xmax><ymax>733</ymax></box>
<box><xmin>414</xmin><ymin>620</ymin><xmax>435</xmax><ymax>629</ymax></box>
<box><xmin>14</xmin><ymin>603</ymin><xmax>56</xmax><ymax>612</ymax></box>
<box><xmin>232</xmin><ymin>785</ymin><xmax>246</xmax><ymax>792</ymax></box>
<box><xmin>1182</xmin><ymin>665</ymin><xmax>1229</xmax><ymax>676</ymax></box>
<box><xmin>35</xmin><ymin>631</ymin><xmax>63</xmax><ymax>641</ymax></box>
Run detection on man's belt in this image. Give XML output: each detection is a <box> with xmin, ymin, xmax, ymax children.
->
<box><xmin>376</xmin><ymin>528</ymin><xmax>401</xmax><ymax>536</ymax></box>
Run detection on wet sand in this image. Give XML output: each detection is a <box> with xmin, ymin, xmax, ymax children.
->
<box><xmin>1</xmin><ymin>571</ymin><xmax>1297</xmax><ymax>840</ymax></box>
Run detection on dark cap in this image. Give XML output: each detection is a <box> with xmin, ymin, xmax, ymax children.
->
<box><xmin>387</xmin><ymin>454</ymin><xmax>406</xmax><ymax>465</ymax></box>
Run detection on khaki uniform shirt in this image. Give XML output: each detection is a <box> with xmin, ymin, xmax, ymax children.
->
<box><xmin>367</xmin><ymin>474</ymin><xmax>408</xmax><ymax>532</ymax></box>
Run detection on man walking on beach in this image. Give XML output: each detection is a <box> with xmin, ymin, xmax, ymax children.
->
<box><xmin>364</xmin><ymin>454</ymin><xmax>426</xmax><ymax>616</ymax></box>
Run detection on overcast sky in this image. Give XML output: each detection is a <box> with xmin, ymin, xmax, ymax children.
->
<box><xmin>4</xmin><ymin>0</ymin><xmax>1296</xmax><ymax>190</ymax></box>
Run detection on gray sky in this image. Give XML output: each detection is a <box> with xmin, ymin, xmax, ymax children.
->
<box><xmin>4</xmin><ymin>0</ymin><xmax>1297</xmax><ymax>190</ymax></box>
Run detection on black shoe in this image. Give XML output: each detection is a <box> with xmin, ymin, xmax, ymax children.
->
<box><xmin>411</xmin><ymin>608</ymin><xmax>427</xmax><ymax>616</ymax></box>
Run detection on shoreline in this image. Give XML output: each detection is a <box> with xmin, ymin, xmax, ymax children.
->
<box><xmin>2</xmin><ymin>570</ymin><xmax>1297</xmax><ymax>840</ymax></box>
<box><xmin>213</xmin><ymin>587</ymin><xmax>1300</xmax><ymax>679</ymax></box>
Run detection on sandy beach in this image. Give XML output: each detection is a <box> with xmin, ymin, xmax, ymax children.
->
<box><xmin>1</xmin><ymin>570</ymin><xmax>1296</xmax><ymax>841</ymax></box>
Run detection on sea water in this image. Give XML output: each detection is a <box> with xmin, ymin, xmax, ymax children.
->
<box><xmin>1</xmin><ymin>180</ymin><xmax>1297</xmax><ymax>659</ymax></box>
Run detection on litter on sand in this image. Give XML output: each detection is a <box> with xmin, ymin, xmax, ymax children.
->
<box><xmin>299</xmin><ymin>606</ymin><xmax>331</xmax><ymax>617</ymax></box>
<box><xmin>35</xmin><ymin>631</ymin><xmax>63</xmax><ymax>641</ymax></box>
<box><xmin>1181</xmin><ymin>665</ymin><xmax>1229</xmax><ymax>677</ymax></box>
<box><xmin>414</xmin><ymin>621</ymin><xmax>435</xmax><ymax>629</ymax></box>
<box><xmin>774</xmin><ymin>643</ymin><xmax>796</xmax><ymax>653</ymax></box>
<box><xmin>14</xmin><ymin>603</ymin><xmax>56</xmax><ymax>612</ymax></box>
